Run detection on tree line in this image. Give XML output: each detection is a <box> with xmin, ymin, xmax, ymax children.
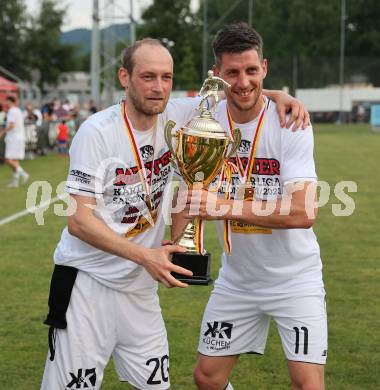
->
<box><xmin>0</xmin><ymin>0</ymin><xmax>78</xmax><ymax>93</ymax></box>
<box><xmin>1</xmin><ymin>0</ymin><xmax>380</xmax><ymax>93</ymax></box>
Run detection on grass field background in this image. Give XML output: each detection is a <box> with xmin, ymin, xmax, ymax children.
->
<box><xmin>0</xmin><ymin>124</ymin><xmax>379</xmax><ymax>389</ymax></box>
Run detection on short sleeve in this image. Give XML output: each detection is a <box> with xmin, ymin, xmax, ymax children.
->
<box><xmin>165</xmin><ymin>97</ymin><xmax>201</xmax><ymax>128</ymax></box>
<box><xmin>66</xmin><ymin>120</ymin><xmax>108</xmax><ymax>197</ymax></box>
<box><xmin>6</xmin><ymin>109</ymin><xmax>16</xmax><ymax>124</ymax></box>
<box><xmin>281</xmin><ymin>125</ymin><xmax>317</xmax><ymax>185</ymax></box>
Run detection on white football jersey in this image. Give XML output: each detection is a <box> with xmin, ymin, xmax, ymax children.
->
<box><xmin>5</xmin><ymin>106</ymin><xmax>25</xmax><ymax>142</ymax></box>
<box><xmin>54</xmin><ymin>98</ymin><xmax>199</xmax><ymax>292</ymax></box>
<box><xmin>211</xmin><ymin>98</ymin><xmax>323</xmax><ymax>293</ymax></box>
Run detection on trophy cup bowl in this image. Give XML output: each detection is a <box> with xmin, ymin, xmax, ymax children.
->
<box><xmin>165</xmin><ymin>111</ymin><xmax>241</xmax><ymax>285</ymax></box>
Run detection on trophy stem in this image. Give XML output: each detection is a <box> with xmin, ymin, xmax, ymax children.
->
<box><xmin>172</xmin><ymin>217</ymin><xmax>213</xmax><ymax>285</ymax></box>
<box><xmin>166</xmin><ymin>69</ymin><xmax>237</xmax><ymax>286</ymax></box>
<box><xmin>177</xmin><ymin>219</ymin><xmax>200</xmax><ymax>254</ymax></box>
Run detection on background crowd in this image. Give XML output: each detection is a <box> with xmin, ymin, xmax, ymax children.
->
<box><xmin>0</xmin><ymin>98</ymin><xmax>98</xmax><ymax>161</ymax></box>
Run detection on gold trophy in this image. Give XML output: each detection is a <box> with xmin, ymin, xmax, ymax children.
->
<box><xmin>164</xmin><ymin>71</ymin><xmax>241</xmax><ymax>285</ymax></box>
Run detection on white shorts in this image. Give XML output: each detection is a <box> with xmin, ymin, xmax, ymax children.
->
<box><xmin>5</xmin><ymin>138</ymin><xmax>25</xmax><ymax>160</ymax></box>
<box><xmin>41</xmin><ymin>271</ymin><xmax>170</xmax><ymax>390</ymax></box>
<box><xmin>198</xmin><ymin>285</ymin><xmax>328</xmax><ymax>365</ymax></box>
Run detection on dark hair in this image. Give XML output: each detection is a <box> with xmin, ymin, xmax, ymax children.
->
<box><xmin>121</xmin><ymin>38</ymin><xmax>166</xmax><ymax>75</ymax></box>
<box><xmin>6</xmin><ymin>96</ymin><xmax>16</xmax><ymax>103</ymax></box>
<box><xmin>213</xmin><ymin>22</ymin><xmax>263</xmax><ymax>66</ymax></box>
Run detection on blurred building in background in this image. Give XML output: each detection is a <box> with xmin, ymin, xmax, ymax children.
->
<box><xmin>43</xmin><ymin>72</ymin><xmax>91</xmax><ymax>107</ymax></box>
<box><xmin>296</xmin><ymin>85</ymin><xmax>380</xmax><ymax>123</ymax></box>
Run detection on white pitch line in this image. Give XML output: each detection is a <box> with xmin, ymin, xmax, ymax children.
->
<box><xmin>0</xmin><ymin>194</ymin><xmax>66</xmax><ymax>227</ymax></box>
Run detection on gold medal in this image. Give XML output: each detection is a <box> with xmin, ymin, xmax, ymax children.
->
<box><xmin>244</xmin><ymin>186</ymin><xmax>254</xmax><ymax>200</ymax></box>
<box><xmin>145</xmin><ymin>194</ymin><xmax>154</xmax><ymax>211</ymax></box>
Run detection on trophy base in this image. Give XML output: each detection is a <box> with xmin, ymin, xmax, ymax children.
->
<box><xmin>171</xmin><ymin>252</ymin><xmax>213</xmax><ymax>286</ymax></box>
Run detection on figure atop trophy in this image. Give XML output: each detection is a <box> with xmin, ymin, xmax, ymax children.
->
<box><xmin>198</xmin><ymin>70</ymin><xmax>231</xmax><ymax>115</ymax></box>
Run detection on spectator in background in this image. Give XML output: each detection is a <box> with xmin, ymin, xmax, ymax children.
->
<box><xmin>66</xmin><ymin>110</ymin><xmax>78</xmax><ymax>139</ymax></box>
<box><xmin>0</xmin><ymin>96</ymin><xmax>29</xmax><ymax>187</ymax></box>
<box><xmin>24</xmin><ymin>102</ymin><xmax>43</xmax><ymax>158</ymax></box>
<box><xmin>88</xmin><ymin>99</ymin><xmax>98</xmax><ymax>115</ymax></box>
<box><xmin>52</xmin><ymin>97</ymin><xmax>60</xmax><ymax>113</ymax></box>
<box><xmin>0</xmin><ymin>104</ymin><xmax>5</xmax><ymax>162</ymax></box>
<box><xmin>41</xmin><ymin>102</ymin><xmax>55</xmax><ymax>121</ymax></box>
<box><xmin>62</xmin><ymin>99</ymin><xmax>72</xmax><ymax>113</ymax></box>
<box><xmin>37</xmin><ymin>108</ymin><xmax>54</xmax><ymax>156</ymax></box>
<box><xmin>24</xmin><ymin>102</ymin><xmax>42</xmax><ymax>127</ymax></box>
<box><xmin>0</xmin><ymin>104</ymin><xmax>5</xmax><ymax>127</ymax></box>
<box><xmin>357</xmin><ymin>104</ymin><xmax>366</xmax><ymax>123</ymax></box>
<box><xmin>57</xmin><ymin>119</ymin><xmax>69</xmax><ymax>155</ymax></box>
<box><xmin>55</xmin><ymin>101</ymin><xmax>69</xmax><ymax>119</ymax></box>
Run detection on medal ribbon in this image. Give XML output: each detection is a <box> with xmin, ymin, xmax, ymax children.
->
<box><xmin>121</xmin><ymin>101</ymin><xmax>155</xmax><ymax>211</ymax></box>
<box><xmin>223</xmin><ymin>102</ymin><xmax>266</xmax><ymax>254</ymax></box>
<box><xmin>221</xmin><ymin>160</ymin><xmax>237</xmax><ymax>255</ymax></box>
<box><xmin>227</xmin><ymin>109</ymin><xmax>245</xmax><ymax>178</ymax></box>
<box><xmin>195</xmin><ymin>219</ymin><xmax>204</xmax><ymax>254</ymax></box>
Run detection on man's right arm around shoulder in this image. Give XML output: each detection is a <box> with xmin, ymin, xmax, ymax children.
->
<box><xmin>67</xmin><ymin>194</ymin><xmax>192</xmax><ymax>288</ymax></box>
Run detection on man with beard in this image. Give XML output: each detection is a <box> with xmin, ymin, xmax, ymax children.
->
<box><xmin>41</xmin><ymin>37</ymin><xmax>309</xmax><ymax>390</ymax></box>
<box><xmin>41</xmin><ymin>38</ymin><xmax>195</xmax><ymax>390</ymax></box>
<box><xmin>174</xmin><ymin>24</ymin><xmax>327</xmax><ymax>390</ymax></box>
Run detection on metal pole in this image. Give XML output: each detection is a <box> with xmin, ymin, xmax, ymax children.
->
<box><xmin>292</xmin><ymin>55</ymin><xmax>298</xmax><ymax>96</ymax></box>
<box><xmin>209</xmin><ymin>0</ymin><xmax>243</xmax><ymax>33</ymax></box>
<box><xmin>339</xmin><ymin>0</ymin><xmax>346</xmax><ymax>124</ymax></box>
<box><xmin>104</xmin><ymin>0</ymin><xmax>116</xmax><ymax>107</ymax></box>
<box><xmin>130</xmin><ymin>0</ymin><xmax>136</xmax><ymax>44</ymax></box>
<box><xmin>248</xmin><ymin>0</ymin><xmax>253</xmax><ymax>26</ymax></box>
<box><xmin>202</xmin><ymin>0</ymin><xmax>208</xmax><ymax>79</ymax></box>
<box><xmin>91</xmin><ymin>0</ymin><xmax>100</xmax><ymax>106</ymax></box>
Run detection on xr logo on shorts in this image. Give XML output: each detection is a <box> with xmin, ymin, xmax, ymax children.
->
<box><xmin>204</xmin><ymin>321</ymin><xmax>233</xmax><ymax>339</ymax></box>
<box><xmin>66</xmin><ymin>368</ymin><xmax>96</xmax><ymax>389</ymax></box>
<box><xmin>202</xmin><ymin>322</ymin><xmax>233</xmax><ymax>352</ymax></box>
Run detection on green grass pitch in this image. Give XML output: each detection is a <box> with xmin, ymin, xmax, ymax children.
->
<box><xmin>0</xmin><ymin>124</ymin><xmax>379</xmax><ymax>389</ymax></box>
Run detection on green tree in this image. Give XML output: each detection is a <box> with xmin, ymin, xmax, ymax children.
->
<box><xmin>174</xmin><ymin>40</ymin><xmax>199</xmax><ymax>90</ymax></box>
<box><xmin>27</xmin><ymin>0</ymin><xmax>78</xmax><ymax>93</ymax></box>
<box><xmin>137</xmin><ymin>0</ymin><xmax>380</xmax><ymax>89</ymax></box>
<box><xmin>196</xmin><ymin>0</ymin><xmax>251</xmax><ymax>75</ymax></box>
<box><xmin>344</xmin><ymin>0</ymin><xmax>380</xmax><ymax>86</ymax></box>
<box><xmin>201</xmin><ymin>0</ymin><xmax>380</xmax><ymax>88</ymax></box>
<box><xmin>253</xmin><ymin>0</ymin><xmax>341</xmax><ymax>89</ymax></box>
<box><xmin>346</xmin><ymin>0</ymin><xmax>380</xmax><ymax>56</ymax></box>
<box><xmin>138</xmin><ymin>0</ymin><xmax>201</xmax><ymax>89</ymax></box>
<box><xmin>198</xmin><ymin>0</ymin><xmax>341</xmax><ymax>89</ymax></box>
<box><xmin>0</xmin><ymin>0</ymin><xmax>30</xmax><ymax>79</ymax></box>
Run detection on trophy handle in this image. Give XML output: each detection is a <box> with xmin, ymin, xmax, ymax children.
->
<box><xmin>164</xmin><ymin>120</ymin><xmax>177</xmax><ymax>165</ymax></box>
<box><xmin>225</xmin><ymin>128</ymin><xmax>242</xmax><ymax>160</ymax></box>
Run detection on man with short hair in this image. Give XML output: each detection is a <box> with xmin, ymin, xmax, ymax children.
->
<box><xmin>41</xmin><ymin>38</ymin><xmax>195</xmax><ymax>390</ymax></box>
<box><xmin>41</xmin><ymin>37</ymin><xmax>309</xmax><ymax>390</ymax></box>
<box><xmin>175</xmin><ymin>23</ymin><xmax>327</xmax><ymax>390</ymax></box>
<box><xmin>0</xmin><ymin>96</ymin><xmax>29</xmax><ymax>187</ymax></box>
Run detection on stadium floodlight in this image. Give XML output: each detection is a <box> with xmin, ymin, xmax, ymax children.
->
<box><xmin>202</xmin><ymin>0</ymin><xmax>247</xmax><ymax>79</ymax></box>
<box><xmin>248</xmin><ymin>0</ymin><xmax>253</xmax><ymax>26</ymax></box>
<box><xmin>91</xmin><ymin>0</ymin><xmax>100</xmax><ymax>106</ymax></box>
<box><xmin>90</xmin><ymin>0</ymin><xmax>134</xmax><ymax>108</ymax></box>
<box><xmin>130</xmin><ymin>0</ymin><xmax>136</xmax><ymax>44</ymax></box>
<box><xmin>202</xmin><ymin>0</ymin><xmax>208</xmax><ymax>79</ymax></box>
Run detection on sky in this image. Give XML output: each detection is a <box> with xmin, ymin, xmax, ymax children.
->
<box><xmin>26</xmin><ymin>0</ymin><xmax>199</xmax><ymax>32</ymax></box>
